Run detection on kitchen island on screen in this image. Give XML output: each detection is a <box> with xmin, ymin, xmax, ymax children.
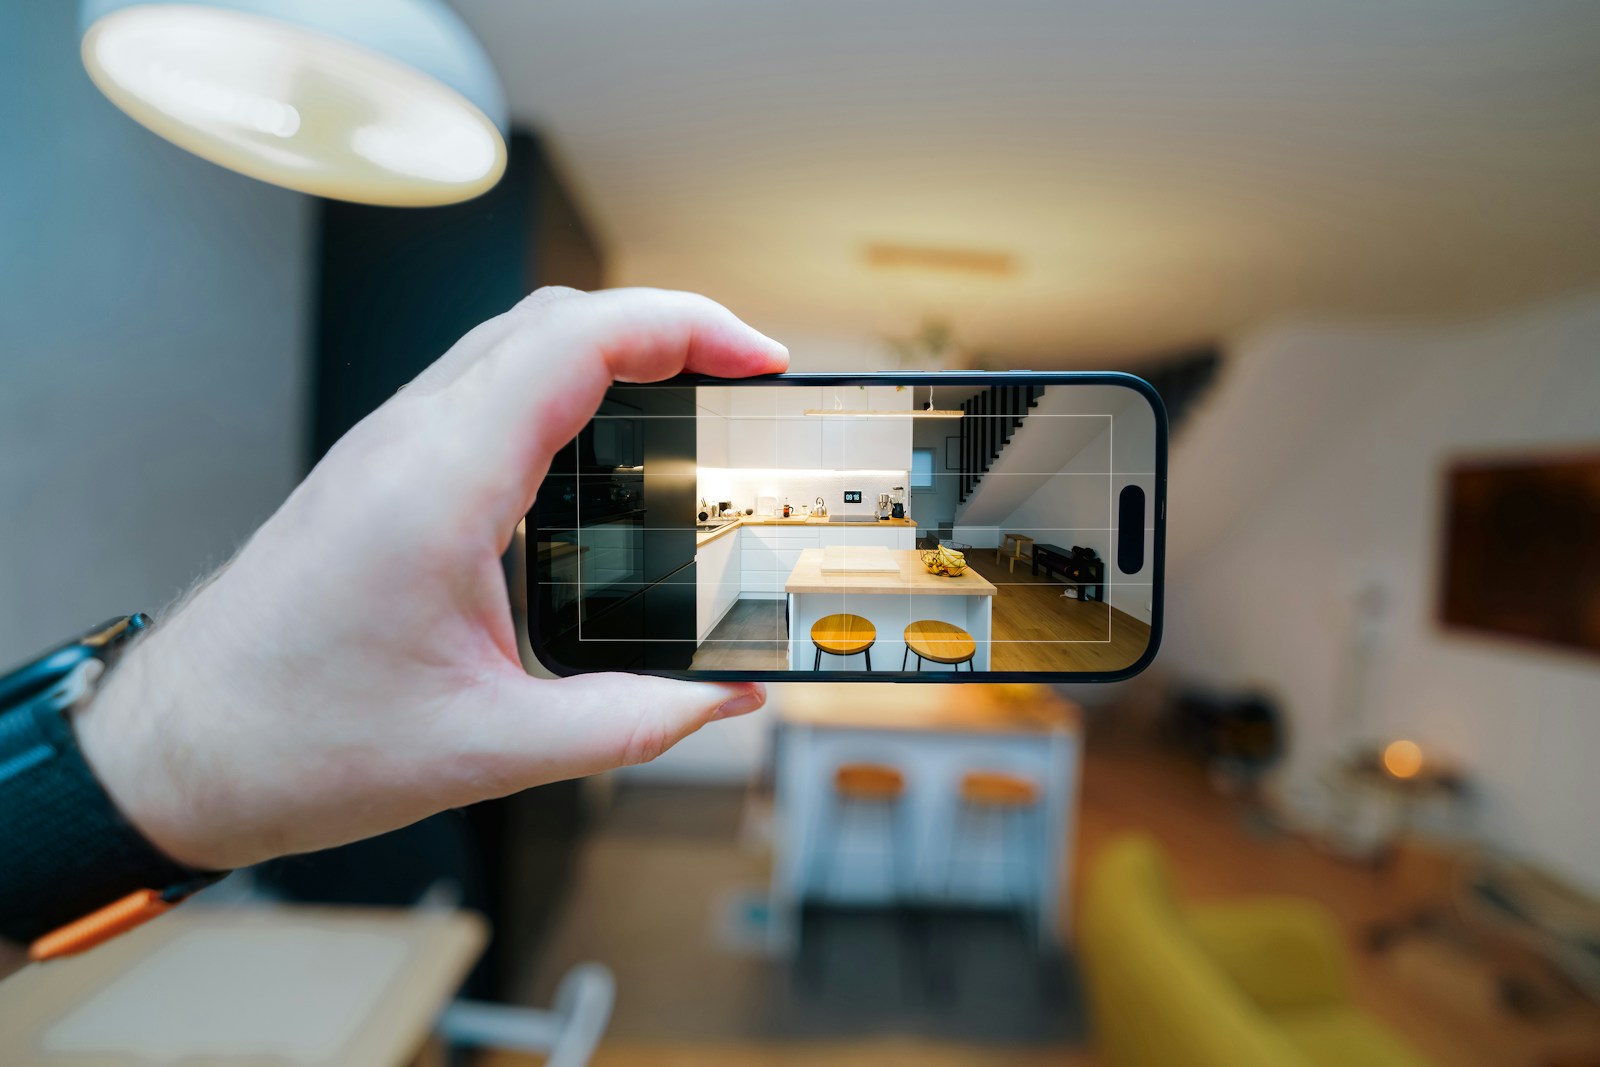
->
<box><xmin>784</xmin><ymin>548</ymin><xmax>996</xmax><ymax>671</ymax></box>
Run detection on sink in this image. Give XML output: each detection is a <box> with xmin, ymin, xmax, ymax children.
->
<box><xmin>833</xmin><ymin>514</ymin><xmax>883</xmax><ymax>523</ymax></box>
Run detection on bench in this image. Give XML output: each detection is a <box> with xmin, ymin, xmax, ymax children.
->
<box><xmin>1033</xmin><ymin>543</ymin><xmax>1104</xmax><ymax>602</ymax></box>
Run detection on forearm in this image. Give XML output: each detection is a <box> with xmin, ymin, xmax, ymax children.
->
<box><xmin>0</xmin><ymin>288</ymin><xmax>782</xmax><ymax>978</ymax></box>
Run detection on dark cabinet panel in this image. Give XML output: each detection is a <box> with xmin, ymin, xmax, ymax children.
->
<box><xmin>636</xmin><ymin>385</ymin><xmax>696</xmax><ymax>586</ymax></box>
<box><xmin>643</xmin><ymin>562</ymin><xmax>697</xmax><ymax>670</ymax></box>
<box><xmin>312</xmin><ymin>131</ymin><xmax>605</xmax><ymax>462</ymax></box>
<box><xmin>531</xmin><ymin>383</ymin><xmax>699</xmax><ymax>666</ymax></box>
<box><xmin>551</xmin><ymin>589</ymin><xmax>644</xmax><ymax>672</ymax></box>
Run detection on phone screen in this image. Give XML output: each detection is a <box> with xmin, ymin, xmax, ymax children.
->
<box><xmin>526</xmin><ymin>373</ymin><xmax>1164</xmax><ymax>681</ymax></box>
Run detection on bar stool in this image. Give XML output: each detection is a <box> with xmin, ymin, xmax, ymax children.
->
<box><xmin>811</xmin><ymin>613</ymin><xmax>875</xmax><ymax>671</ymax></box>
<box><xmin>946</xmin><ymin>771</ymin><xmax>1043</xmax><ymax>925</ymax></box>
<box><xmin>805</xmin><ymin>762</ymin><xmax>914</xmax><ymax>988</ymax></box>
<box><xmin>996</xmin><ymin>532</ymin><xmax>1033</xmax><ymax>573</ymax></box>
<box><xmin>815</xmin><ymin>764</ymin><xmax>910</xmax><ymax>897</ymax></box>
<box><xmin>902</xmin><ymin>620</ymin><xmax>976</xmax><ymax>671</ymax></box>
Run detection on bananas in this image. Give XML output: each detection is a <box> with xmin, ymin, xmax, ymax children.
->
<box><xmin>921</xmin><ymin>544</ymin><xmax>967</xmax><ymax>577</ymax></box>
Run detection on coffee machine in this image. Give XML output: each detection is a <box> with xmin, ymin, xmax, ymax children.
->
<box><xmin>890</xmin><ymin>486</ymin><xmax>907</xmax><ymax>520</ymax></box>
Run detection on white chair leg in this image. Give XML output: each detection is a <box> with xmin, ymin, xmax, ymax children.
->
<box><xmin>437</xmin><ymin>962</ymin><xmax>614</xmax><ymax>1067</ymax></box>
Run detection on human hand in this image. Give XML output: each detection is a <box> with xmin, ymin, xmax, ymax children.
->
<box><xmin>72</xmin><ymin>288</ymin><xmax>788</xmax><ymax>870</ymax></box>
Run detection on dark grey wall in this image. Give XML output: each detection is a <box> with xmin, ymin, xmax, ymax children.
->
<box><xmin>0</xmin><ymin>5</ymin><xmax>314</xmax><ymax>661</ymax></box>
<box><xmin>312</xmin><ymin>132</ymin><xmax>604</xmax><ymax>459</ymax></box>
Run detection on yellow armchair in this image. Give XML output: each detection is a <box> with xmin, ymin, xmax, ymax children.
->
<box><xmin>1081</xmin><ymin>835</ymin><xmax>1430</xmax><ymax>1067</ymax></box>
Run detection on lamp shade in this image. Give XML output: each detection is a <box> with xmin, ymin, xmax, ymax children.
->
<box><xmin>80</xmin><ymin>0</ymin><xmax>509</xmax><ymax>206</ymax></box>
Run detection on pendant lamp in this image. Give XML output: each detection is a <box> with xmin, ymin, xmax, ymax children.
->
<box><xmin>80</xmin><ymin>0</ymin><xmax>509</xmax><ymax>206</ymax></box>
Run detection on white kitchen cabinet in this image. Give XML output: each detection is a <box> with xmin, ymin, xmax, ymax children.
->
<box><xmin>740</xmin><ymin>526</ymin><xmax>819</xmax><ymax>598</ymax></box>
<box><xmin>725</xmin><ymin>387</ymin><xmax>823</xmax><ymax>469</ymax></box>
<box><xmin>738</xmin><ymin>525</ymin><xmax>916</xmax><ymax>597</ymax></box>
<box><xmin>695</xmin><ymin>531</ymin><xmax>741</xmax><ymax>642</ymax></box>
<box><xmin>695</xmin><ymin>386</ymin><xmax>731</xmax><ymax>468</ymax></box>
<box><xmin>814</xmin><ymin>386</ymin><xmax>912</xmax><ymax>472</ymax></box>
<box><xmin>821</xmin><ymin>415</ymin><xmax>911</xmax><ymax>471</ymax></box>
<box><xmin>840</xmin><ymin>416</ymin><xmax>912</xmax><ymax>472</ymax></box>
<box><xmin>731</xmin><ymin>415</ymin><xmax>822</xmax><ymax>469</ymax></box>
<box><xmin>776</xmin><ymin>417</ymin><xmax>823</xmax><ymax>468</ymax></box>
<box><xmin>696</xmin><ymin>408</ymin><xmax>728</xmax><ymax>469</ymax></box>
<box><xmin>726</xmin><ymin>415</ymin><xmax>771</xmax><ymax>470</ymax></box>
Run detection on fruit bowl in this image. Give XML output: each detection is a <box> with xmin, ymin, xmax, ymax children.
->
<box><xmin>921</xmin><ymin>545</ymin><xmax>967</xmax><ymax>577</ymax></box>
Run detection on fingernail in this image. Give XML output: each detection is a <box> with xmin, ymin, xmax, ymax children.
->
<box><xmin>761</xmin><ymin>337</ymin><xmax>790</xmax><ymax>364</ymax></box>
<box><xmin>715</xmin><ymin>688</ymin><xmax>766</xmax><ymax>719</ymax></box>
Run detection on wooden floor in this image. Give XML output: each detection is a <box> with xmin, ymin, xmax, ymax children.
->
<box><xmin>469</xmin><ymin>731</ymin><xmax>1600</xmax><ymax>1067</ymax></box>
<box><xmin>689</xmin><ymin>554</ymin><xmax>1152</xmax><ymax>674</ymax></box>
<box><xmin>966</xmin><ymin>553</ymin><xmax>1151</xmax><ymax>673</ymax></box>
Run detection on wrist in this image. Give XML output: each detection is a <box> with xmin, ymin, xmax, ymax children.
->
<box><xmin>73</xmin><ymin>613</ymin><xmax>241</xmax><ymax>871</ymax></box>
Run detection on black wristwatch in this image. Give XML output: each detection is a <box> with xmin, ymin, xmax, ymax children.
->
<box><xmin>0</xmin><ymin>616</ymin><xmax>226</xmax><ymax>961</ymax></box>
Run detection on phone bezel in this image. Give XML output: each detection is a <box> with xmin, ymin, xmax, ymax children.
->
<box><xmin>524</xmin><ymin>370</ymin><xmax>1167</xmax><ymax>683</ymax></box>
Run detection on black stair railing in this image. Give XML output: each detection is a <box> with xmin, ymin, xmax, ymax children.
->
<box><xmin>958</xmin><ymin>384</ymin><xmax>1043</xmax><ymax>503</ymax></box>
<box><xmin>955</xmin><ymin>350</ymin><xmax>1220</xmax><ymax>504</ymax></box>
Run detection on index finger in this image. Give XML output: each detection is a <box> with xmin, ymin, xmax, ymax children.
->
<box><xmin>447</xmin><ymin>287</ymin><xmax>788</xmax><ymax>522</ymax></box>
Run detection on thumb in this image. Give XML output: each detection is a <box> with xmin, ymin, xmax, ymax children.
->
<box><xmin>465</xmin><ymin>673</ymin><xmax>768</xmax><ymax>790</ymax></box>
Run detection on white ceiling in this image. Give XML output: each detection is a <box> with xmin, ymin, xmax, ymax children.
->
<box><xmin>452</xmin><ymin>0</ymin><xmax>1600</xmax><ymax>365</ymax></box>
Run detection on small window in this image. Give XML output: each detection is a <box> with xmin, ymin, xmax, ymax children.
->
<box><xmin>911</xmin><ymin>448</ymin><xmax>935</xmax><ymax>488</ymax></box>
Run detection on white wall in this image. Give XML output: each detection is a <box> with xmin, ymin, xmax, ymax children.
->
<box><xmin>697</xmin><ymin>469</ymin><xmax>908</xmax><ymax>519</ymax></box>
<box><xmin>1162</xmin><ymin>290</ymin><xmax>1600</xmax><ymax>891</ymax></box>
<box><xmin>694</xmin><ymin>383</ymin><xmax>912</xmax><ymax>516</ymax></box>
<box><xmin>910</xmin><ymin>416</ymin><xmax>961</xmax><ymax>531</ymax></box>
<box><xmin>952</xmin><ymin>386</ymin><xmax>1157</xmax><ymax>622</ymax></box>
<box><xmin>0</xmin><ymin>6</ymin><xmax>313</xmax><ymax>661</ymax></box>
<box><xmin>954</xmin><ymin>386</ymin><xmax>1130</xmax><ymax>527</ymax></box>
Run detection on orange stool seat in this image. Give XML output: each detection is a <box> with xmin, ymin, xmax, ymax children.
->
<box><xmin>902</xmin><ymin>620</ymin><xmax>976</xmax><ymax>671</ymax></box>
<box><xmin>811</xmin><ymin>613</ymin><xmax>876</xmax><ymax>671</ymax></box>
<box><xmin>834</xmin><ymin>763</ymin><xmax>906</xmax><ymax>800</ymax></box>
<box><xmin>959</xmin><ymin>771</ymin><xmax>1040</xmax><ymax>807</ymax></box>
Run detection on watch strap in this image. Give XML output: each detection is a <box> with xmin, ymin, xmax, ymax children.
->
<box><xmin>0</xmin><ymin>685</ymin><xmax>223</xmax><ymax>948</ymax></box>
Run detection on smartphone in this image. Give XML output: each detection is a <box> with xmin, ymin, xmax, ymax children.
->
<box><xmin>524</xmin><ymin>372</ymin><xmax>1165</xmax><ymax>682</ymax></box>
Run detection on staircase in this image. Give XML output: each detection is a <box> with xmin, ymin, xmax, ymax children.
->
<box><xmin>958</xmin><ymin>384</ymin><xmax>1045</xmax><ymax>502</ymax></box>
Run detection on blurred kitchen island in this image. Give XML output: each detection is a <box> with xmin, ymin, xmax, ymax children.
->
<box><xmin>769</xmin><ymin>683</ymin><xmax>1082</xmax><ymax>950</ymax></box>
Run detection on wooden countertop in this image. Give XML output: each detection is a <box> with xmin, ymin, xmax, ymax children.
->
<box><xmin>743</xmin><ymin>516</ymin><xmax>917</xmax><ymax>527</ymax></box>
<box><xmin>696</xmin><ymin>522</ymin><xmax>743</xmax><ymax>547</ymax></box>
<box><xmin>784</xmin><ymin>548</ymin><xmax>997</xmax><ymax>596</ymax></box>
<box><xmin>697</xmin><ymin>515</ymin><xmax>917</xmax><ymax>548</ymax></box>
<box><xmin>772</xmin><ymin>683</ymin><xmax>1080</xmax><ymax>734</ymax></box>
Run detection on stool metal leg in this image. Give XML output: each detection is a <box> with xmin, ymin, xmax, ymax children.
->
<box><xmin>814</xmin><ymin>647</ymin><xmax>822</xmax><ymax>671</ymax></box>
<box><xmin>944</xmin><ymin>802</ymin><xmax>971</xmax><ymax>898</ymax></box>
<box><xmin>1007</xmin><ymin>805</ymin><xmax>1041</xmax><ymax>947</ymax></box>
<box><xmin>864</xmin><ymin>648</ymin><xmax>871</xmax><ymax>671</ymax></box>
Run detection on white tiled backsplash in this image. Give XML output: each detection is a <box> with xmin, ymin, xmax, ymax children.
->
<box><xmin>698</xmin><ymin>468</ymin><xmax>910</xmax><ymax>518</ymax></box>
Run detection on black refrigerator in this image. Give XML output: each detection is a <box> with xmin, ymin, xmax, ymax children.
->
<box><xmin>531</xmin><ymin>384</ymin><xmax>699</xmax><ymax>672</ymax></box>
